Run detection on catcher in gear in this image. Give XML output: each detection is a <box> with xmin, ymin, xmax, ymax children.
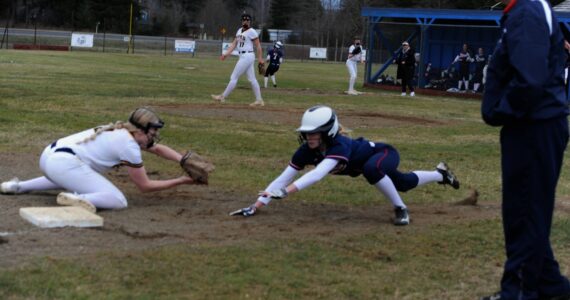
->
<box><xmin>230</xmin><ymin>105</ymin><xmax>460</xmax><ymax>225</ymax></box>
<box><xmin>0</xmin><ymin>107</ymin><xmax>197</xmax><ymax>212</ymax></box>
<box><xmin>180</xmin><ymin>151</ymin><xmax>215</xmax><ymax>184</ymax></box>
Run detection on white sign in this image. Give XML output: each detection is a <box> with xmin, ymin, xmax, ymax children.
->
<box><xmin>361</xmin><ymin>49</ymin><xmax>367</xmax><ymax>61</ymax></box>
<box><xmin>71</xmin><ymin>33</ymin><xmax>94</xmax><ymax>48</ymax></box>
<box><xmin>309</xmin><ymin>47</ymin><xmax>327</xmax><ymax>59</ymax></box>
<box><xmin>175</xmin><ymin>40</ymin><xmax>196</xmax><ymax>53</ymax></box>
<box><xmin>222</xmin><ymin>42</ymin><xmax>239</xmax><ymax>56</ymax></box>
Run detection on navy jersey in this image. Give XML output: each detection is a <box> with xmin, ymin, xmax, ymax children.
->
<box><xmin>289</xmin><ymin>135</ymin><xmax>376</xmax><ymax>177</ymax></box>
<box><xmin>268</xmin><ymin>48</ymin><xmax>283</xmax><ymax>66</ymax></box>
<box><xmin>482</xmin><ymin>0</ymin><xmax>569</xmax><ymax>126</ymax></box>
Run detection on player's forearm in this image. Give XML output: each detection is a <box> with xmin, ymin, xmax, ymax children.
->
<box><xmin>147</xmin><ymin>144</ymin><xmax>183</xmax><ymax>162</ymax></box>
<box><xmin>137</xmin><ymin>177</ymin><xmax>189</xmax><ymax>193</ymax></box>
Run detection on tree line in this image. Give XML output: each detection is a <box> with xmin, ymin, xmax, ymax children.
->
<box><xmin>0</xmin><ymin>0</ymin><xmax>565</xmax><ymax>46</ymax></box>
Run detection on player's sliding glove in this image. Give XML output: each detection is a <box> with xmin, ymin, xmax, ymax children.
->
<box><xmin>260</xmin><ymin>188</ymin><xmax>288</xmax><ymax>199</ymax></box>
<box><xmin>229</xmin><ymin>205</ymin><xmax>257</xmax><ymax>217</ymax></box>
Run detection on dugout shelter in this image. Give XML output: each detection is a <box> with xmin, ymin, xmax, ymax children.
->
<box><xmin>361</xmin><ymin>5</ymin><xmax>570</xmax><ymax>91</ymax></box>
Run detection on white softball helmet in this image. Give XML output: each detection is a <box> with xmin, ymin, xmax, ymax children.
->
<box><xmin>275</xmin><ymin>41</ymin><xmax>283</xmax><ymax>49</ymax></box>
<box><xmin>297</xmin><ymin>105</ymin><xmax>339</xmax><ymax>140</ymax></box>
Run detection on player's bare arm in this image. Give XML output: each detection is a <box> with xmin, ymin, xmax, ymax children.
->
<box><xmin>254</xmin><ymin>38</ymin><xmax>263</xmax><ymax>64</ymax></box>
<box><xmin>127</xmin><ymin>165</ymin><xmax>193</xmax><ymax>193</ymax></box>
<box><xmin>145</xmin><ymin>144</ymin><xmax>183</xmax><ymax>162</ymax></box>
<box><xmin>221</xmin><ymin>39</ymin><xmax>237</xmax><ymax>61</ymax></box>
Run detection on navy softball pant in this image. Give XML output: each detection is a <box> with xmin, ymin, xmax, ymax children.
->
<box><xmin>362</xmin><ymin>143</ymin><xmax>419</xmax><ymax>191</ymax></box>
<box><xmin>500</xmin><ymin>117</ymin><xmax>570</xmax><ymax>299</ymax></box>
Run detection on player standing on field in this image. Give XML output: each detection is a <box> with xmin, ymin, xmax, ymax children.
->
<box><xmin>211</xmin><ymin>13</ymin><xmax>265</xmax><ymax>107</ymax></box>
<box><xmin>264</xmin><ymin>41</ymin><xmax>284</xmax><ymax>88</ymax></box>
<box><xmin>346</xmin><ymin>37</ymin><xmax>365</xmax><ymax>95</ymax></box>
<box><xmin>230</xmin><ymin>105</ymin><xmax>460</xmax><ymax>226</ymax></box>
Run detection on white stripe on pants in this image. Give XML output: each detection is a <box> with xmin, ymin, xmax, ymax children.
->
<box><xmin>346</xmin><ymin>60</ymin><xmax>357</xmax><ymax>91</ymax></box>
<box><xmin>222</xmin><ymin>53</ymin><xmax>262</xmax><ymax>101</ymax></box>
<box><xmin>39</xmin><ymin>145</ymin><xmax>127</xmax><ymax>209</ymax></box>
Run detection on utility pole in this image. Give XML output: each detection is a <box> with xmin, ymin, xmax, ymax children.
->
<box><xmin>128</xmin><ymin>0</ymin><xmax>134</xmax><ymax>54</ymax></box>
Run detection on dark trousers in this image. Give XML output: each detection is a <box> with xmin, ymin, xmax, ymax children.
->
<box><xmin>362</xmin><ymin>143</ymin><xmax>419</xmax><ymax>191</ymax></box>
<box><xmin>401</xmin><ymin>69</ymin><xmax>415</xmax><ymax>93</ymax></box>
<box><xmin>500</xmin><ymin>117</ymin><xmax>570</xmax><ymax>299</ymax></box>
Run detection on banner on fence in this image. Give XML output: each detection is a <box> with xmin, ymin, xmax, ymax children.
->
<box><xmin>175</xmin><ymin>40</ymin><xmax>196</xmax><ymax>53</ymax></box>
<box><xmin>309</xmin><ymin>48</ymin><xmax>327</xmax><ymax>59</ymax></box>
<box><xmin>222</xmin><ymin>42</ymin><xmax>239</xmax><ymax>56</ymax></box>
<box><xmin>71</xmin><ymin>33</ymin><xmax>94</xmax><ymax>48</ymax></box>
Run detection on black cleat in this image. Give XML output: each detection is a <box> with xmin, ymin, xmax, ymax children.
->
<box><xmin>436</xmin><ymin>162</ymin><xmax>460</xmax><ymax>189</ymax></box>
<box><xmin>393</xmin><ymin>206</ymin><xmax>410</xmax><ymax>226</ymax></box>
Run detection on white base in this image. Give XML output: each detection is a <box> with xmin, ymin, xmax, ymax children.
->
<box><xmin>19</xmin><ymin>207</ymin><xmax>103</xmax><ymax>228</ymax></box>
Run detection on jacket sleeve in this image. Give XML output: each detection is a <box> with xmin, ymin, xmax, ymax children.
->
<box><xmin>482</xmin><ymin>11</ymin><xmax>551</xmax><ymax>126</ymax></box>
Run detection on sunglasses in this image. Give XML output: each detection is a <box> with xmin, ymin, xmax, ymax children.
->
<box><xmin>242</xmin><ymin>18</ymin><xmax>251</xmax><ymax>21</ymax></box>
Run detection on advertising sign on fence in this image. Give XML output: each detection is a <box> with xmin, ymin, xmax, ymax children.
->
<box><xmin>71</xmin><ymin>33</ymin><xmax>94</xmax><ymax>48</ymax></box>
<box><xmin>175</xmin><ymin>40</ymin><xmax>196</xmax><ymax>53</ymax></box>
<box><xmin>309</xmin><ymin>47</ymin><xmax>327</xmax><ymax>59</ymax></box>
<box><xmin>222</xmin><ymin>42</ymin><xmax>239</xmax><ymax>56</ymax></box>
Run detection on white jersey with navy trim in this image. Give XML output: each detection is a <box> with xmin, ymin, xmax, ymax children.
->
<box><xmin>236</xmin><ymin>28</ymin><xmax>258</xmax><ymax>52</ymax></box>
<box><xmin>54</xmin><ymin>128</ymin><xmax>143</xmax><ymax>173</ymax></box>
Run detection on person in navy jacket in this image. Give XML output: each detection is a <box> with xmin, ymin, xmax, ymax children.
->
<box><xmin>230</xmin><ymin>105</ymin><xmax>460</xmax><ymax>226</ymax></box>
<box><xmin>481</xmin><ymin>0</ymin><xmax>570</xmax><ymax>299</ymax></box>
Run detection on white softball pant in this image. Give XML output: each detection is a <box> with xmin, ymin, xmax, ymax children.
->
<box><xmin>33</xmin><ymin>144</ymin><xmax>128</xmax><ymax>209</ymax></box>
<box><xmin>346</xmin><ymin>60</ymin><xmax>358</xmax><ymax>91</ymax></box>
<box><xmin>222</xmin><ymin>53</ymin><xmax>262</xmax><ymax>101</ymax></box>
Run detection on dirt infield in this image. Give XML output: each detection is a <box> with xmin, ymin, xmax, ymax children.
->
<box><xmin>0</xmin><ymin>105</ymin><xmax>535</xmax><ymax>270</ymax></box>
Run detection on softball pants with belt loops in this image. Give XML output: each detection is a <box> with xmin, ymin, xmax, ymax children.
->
<box><xmin>39</xmin><ymin>144</ymin><xmax>128</xmax><ymax>209</ymax></box>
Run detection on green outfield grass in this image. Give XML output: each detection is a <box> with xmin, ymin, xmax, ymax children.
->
<box><xmin>0</xmin><ymin>50</ymin><xmax>569</xmax><ymax>299</ymax></box>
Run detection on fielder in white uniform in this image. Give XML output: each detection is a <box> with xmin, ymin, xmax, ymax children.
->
<box><xmin>346</xmin><ymin>37</ymin><xmax>365</xmax><ymax>95</ymax></box>
<box><xmin>211</xmin><ymin>13</ymin><xmax>265</xmax><ymax>107</ymax></box>
<box><xmin>0</xmin><ymin>107</ymin><xmax>195</xmax><ymax>213</ymax></box>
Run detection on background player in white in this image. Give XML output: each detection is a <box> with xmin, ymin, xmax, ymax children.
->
<box><xmin>211</xmin><ymin>13</ymin><xmax>265</xmax><ymax>106</ymax></box>
<box><xmin>0</xmin><ymin>107</ymin><xmax>195</xmax><ymax>212</ymax></box>
<box><xmin>264</xmin><ymin>41</ymin><xmax>284</xmax><ymax>88</ymax></box>
<box><xmin>346</xmin><ymin>37</ymin><xmax>365</xmax><ymax>95</ymax></box>
<box><xmin>230</xmin><ymin>105</ymin><xmax>460</xmax><ymax>226</ymax></box>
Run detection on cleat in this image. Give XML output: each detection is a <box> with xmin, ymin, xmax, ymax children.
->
<box><xmin>401</xmin><ymin>92</ymin><xmax>406</xmax><ymax>96</ymax></box>
<box><xmin>249</xmin><ymin>100</ymin><xmax>265</xmax><ymax>107</ymax></box>
<box><xmin>1</xmin><ymin>177</ymin><xmax>20</xmax><ymax>194</ymax></box>
<box><xmin>410</xmin><ymin>91</ymin><xmax>415</xmax><ymax>97</ymax></box>
<box><xmin>347</xmin><ymin>90</ymin><xmax>359</xmax><ymax>95</ymax></box>
<box><xmin>211</xmin><ymin>94</ymin><xmax>225</xmax><ymax>103</ymax></box>
<box><xmin>229</xmin><ymin>205</ymin><xmax>256</xmax><ymax>217</ymax></box>
<box><xmin>393</xmin><ymin>206</ymin><xmax>410</xmax><ymax>226</ymax></box>
<box><xmin>273</xmin><ymin>84</ymin><xmax>277</xmax><ymax>88</ymax></box>
<box><xmin>56</xmin><ymin>192</ymin><xmax>97</xmax><ymax>214</ymax></box>
<box><xmin>436</xmin><ymin>162</ymin><xmax>460</xmax><ymax>189</ymax></box>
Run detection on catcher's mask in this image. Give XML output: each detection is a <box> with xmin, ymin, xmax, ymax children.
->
<box><xmin>296</xmin><ymin>105</ymin><xmax>339</xmax><ymax>145</ymax></box>
<box><xmin>129</xmin><ymin>107</ymin><xmax>165</xmax><ymax>148</ymax></box>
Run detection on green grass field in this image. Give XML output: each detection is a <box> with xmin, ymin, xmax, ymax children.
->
<box><xmin>0</xmin><ymin>50</ymin><xmax>569</xmax><ymax>299</ymax></box>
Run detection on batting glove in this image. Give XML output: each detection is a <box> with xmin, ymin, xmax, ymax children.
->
<box><xmin>263</xmin><ymin>188</ymin><xmax>288</xmax><ymax>199</ymax></box>
<box><xmin>229</xmin><ymin>205</ymin><xmax>257</xmax><ymax>217</ymax></box>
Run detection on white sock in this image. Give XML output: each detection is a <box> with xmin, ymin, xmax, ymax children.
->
<box><xmin>413</xmin><ymin>171</ymin><xmax>443</xmax><ymax>186</ymax></box>
<box><xmin>374</xmin><ymin>176</ymin><xmax>406</xmax><ymax>208</ymax></box>
<box><xmin>473</xmin><ymin>83</ymin><xmax>480</xmax><ymax>92</ymax></box>
<box><xmin>264</xmin><ymin>77</ymin><xmax>268</xmax><ymax>88</ymax></box>
<box><xmin>458</xmin><ymin>81</ymin><xmax>462</xmax><ymax>90</ymax></box>
<box><xmin>18</xmin><ymin>176</ymin><xmax>61</xmax><ymax>193</ymax></box>
<box><xmin>464</xmin><ymin>80</ymin><xmax>469</xmax><ymax>90</ymax></box>
<box><xmin>271</xmin><ymin>75</ymin><xmax>276</xmax><ymax>85</ymax></box>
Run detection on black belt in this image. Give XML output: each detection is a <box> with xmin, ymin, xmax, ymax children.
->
<box><xmin>50</xmin><ymin>140</ymin><xmax>76</xmax><ymax>155</ymax></box>
<box><xmin>239</xmin><ymin>51</ymin><xmax>253</xmax><ymax>54</ymax></box>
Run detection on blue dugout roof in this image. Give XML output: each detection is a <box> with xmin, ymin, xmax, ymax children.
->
<box><xmin>361</xmin><ymin>6</ymin><xmax>570</xmax><ymax>88</ymax></box>
<box><xmin>361</xmin><ymin>7</ymin><xmax>570</xmax><ymax>24</ymax></box>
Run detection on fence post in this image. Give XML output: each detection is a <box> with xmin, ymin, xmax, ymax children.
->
<box><xmin>164</xmin><ymin>36</ymin><xmax>167</xmax><ymax>56</ymax></box>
